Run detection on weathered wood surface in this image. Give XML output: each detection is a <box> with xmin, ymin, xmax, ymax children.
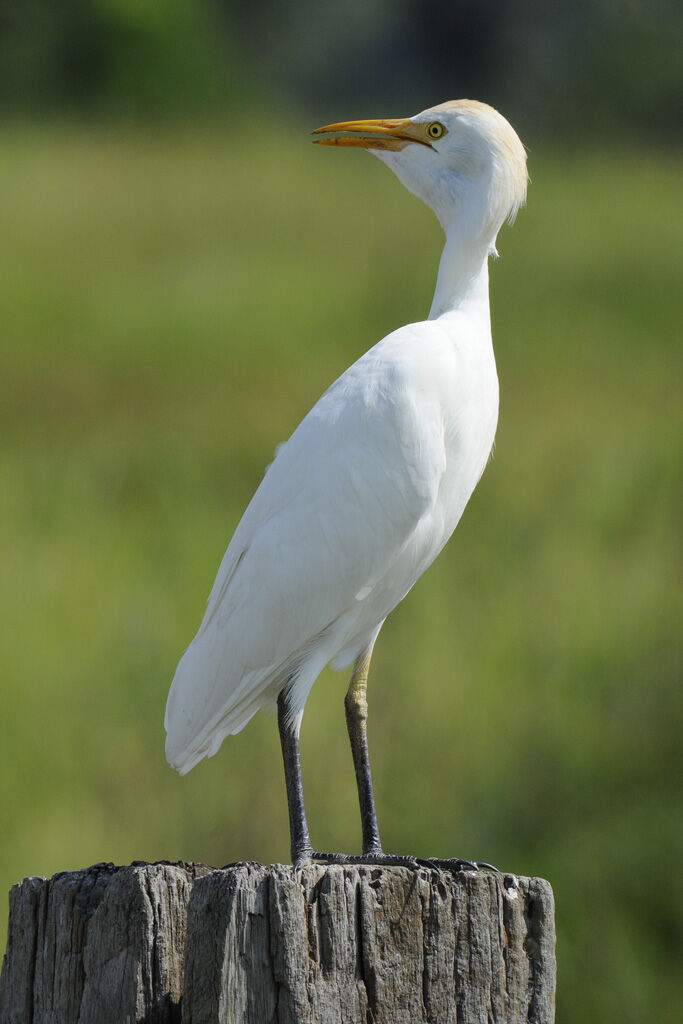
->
<box><xmin>0</xmin><ymin>860</ymin><xmax>555</xmax><ymax>1024</ymax></box>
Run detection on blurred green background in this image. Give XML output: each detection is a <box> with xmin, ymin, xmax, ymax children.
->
<box><xmin>0</xmin><ymin>2</ymin><xmax>681</xmax><ymax>1021</ymax></box>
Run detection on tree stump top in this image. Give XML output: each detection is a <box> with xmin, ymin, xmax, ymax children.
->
<box><xmin>0</xmin><ymin>859</ymin><xmax>555</xmax><ymax>1023</ymax></box>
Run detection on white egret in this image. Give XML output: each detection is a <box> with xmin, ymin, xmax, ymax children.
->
<box><xmin>165</xmin><ymin>100</ymin><xmax>528</xmax><ymax>867</ymax></box>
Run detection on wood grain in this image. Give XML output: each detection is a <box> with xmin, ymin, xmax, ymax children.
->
<box><xmin>0</xmin><ymin>860</ymin><xmax>555</xmax><ymax>1023</ymax></box>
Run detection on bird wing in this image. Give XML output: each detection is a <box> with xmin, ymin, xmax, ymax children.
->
<box><xmin>165</xmin><ymin>321</ymin><xmax>450</xmax><ymax>773</ymax></box>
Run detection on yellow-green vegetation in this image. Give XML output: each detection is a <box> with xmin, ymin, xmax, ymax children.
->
<box><xmin>0</xmin><ymin>123</ymin><xmax>680</xmax><ymax>1022</ymax></box>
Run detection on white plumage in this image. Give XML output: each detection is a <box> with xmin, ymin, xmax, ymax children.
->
<box><xmin>165</xmin><ymin>100</ymin><xmax>527</xmax><ymax>821</ymax></box>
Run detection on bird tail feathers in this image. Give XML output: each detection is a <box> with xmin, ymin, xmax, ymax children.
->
<box><xmin>164</xmin><ymin>629</ymin><xmax>279</xmax><ymax>776</ymax></box>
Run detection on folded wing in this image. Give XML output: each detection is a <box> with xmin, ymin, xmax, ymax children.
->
<box><xmin>164</xmin><ymin>324</ymin><xmax>448</xmax><ymax>773</ymax></box>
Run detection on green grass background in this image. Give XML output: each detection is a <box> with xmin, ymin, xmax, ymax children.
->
<box><xmin>0</xmin><ymin>122</ymin><xmax>680</xmax><ymax>1021</ymax></box>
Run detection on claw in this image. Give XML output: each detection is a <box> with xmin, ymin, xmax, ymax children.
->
<box><xmin>434</xmin><ymin>857</ymin><xmax>479</xmax><ymax>873</ymax></box>
<box><xmin>431</xmin><ymin>857</ymin><xmax>500</xmax><ymax>874</ymax></box>
<box><xmin>416</xmin><ymin>857</ymin><xmax>441</xmax><ymax>871</ymax></box>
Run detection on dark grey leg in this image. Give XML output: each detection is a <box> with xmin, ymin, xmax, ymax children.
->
<box><xmin>277</xmin><ymin>656</ymin><xmax>493</xmax><ymax>875</ymax></box>
<box><xmin>345</xmin><ymin>646</ymin><xmax>382</xmax><ymax>855</ymax></box>
<box><xmin>277</xmin><ymin>691</ymin><xmax>313</xmax><ymax>866</ymax></box>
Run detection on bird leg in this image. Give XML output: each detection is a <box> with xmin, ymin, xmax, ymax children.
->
<box><xmin>278</xmin><ymin>664</ymin><xmax>493</xmax><ymax>875</ymax></box>
<box><xmin>277</xmin><ymin>691</ymin><xmax>313</xmax><ymax>866</ymax></box>
<box><xmin>345</xmin><ymin>645</ymin><xmax>382</xmax><ymax>855</ymax></box>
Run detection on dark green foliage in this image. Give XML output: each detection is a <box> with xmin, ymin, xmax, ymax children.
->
<box><xmin>0</xmin><ymin>1</ymin><xmax>680</xmax><ymax>139</ymax></box>
<box><xmin>0</xmin><ymin>0</ymin><xmax>241</xmax><ymax>115</ymax></box>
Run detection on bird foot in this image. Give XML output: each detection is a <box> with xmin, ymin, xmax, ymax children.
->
<box><xmin>295</xmin><ymin>850</ymin><xmax>441</xmax><ymax>871</ymax></box>
<box><xmin>293</xmin><ymin>850</ymin><xmax>500</xmax><ymax>874</ymax></box>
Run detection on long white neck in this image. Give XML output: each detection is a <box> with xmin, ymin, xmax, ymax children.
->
<box><xmin>428</xmin><ymin>226</ymin><xmax>492</xmax><ymax>321</ymax></box>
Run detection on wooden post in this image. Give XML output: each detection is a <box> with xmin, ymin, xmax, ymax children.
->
<box><xmin>0</xmin><ymin>860</ymin><xmax>555</xmax><ymax>1023</ymax></box>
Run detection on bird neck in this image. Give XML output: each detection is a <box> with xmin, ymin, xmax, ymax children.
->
<box><xmin>428</xmin><ymin>228</ymin><xmax>492</xmax><ymax>321</ymax></box>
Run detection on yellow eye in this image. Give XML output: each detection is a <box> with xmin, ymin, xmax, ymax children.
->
<box><xmin>426</xmin><ymin>122</ymin><xmax>444</xmax><ymax>140</ymax></box>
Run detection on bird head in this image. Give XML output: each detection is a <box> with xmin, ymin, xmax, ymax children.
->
<box><xmin>313</xmin><ymin>100</ymin><xmax>527</xmax><ymax>244</ymax></box>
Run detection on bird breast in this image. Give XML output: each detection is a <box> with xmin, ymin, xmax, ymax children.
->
<box><xmin>329</xmin><ymin>311</ymin><xmax>499</xmax><ymax>655</ymax></box>
<box><xmin>436</xmin><ymin>313</ymin><xmax>500</xmax><ymax>537</ymax></box>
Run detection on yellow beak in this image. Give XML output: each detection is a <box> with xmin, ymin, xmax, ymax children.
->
<box><xmin>312</xmin><ymin>117</ymin><xmax>431</xmax><ymax>151</ymax></box>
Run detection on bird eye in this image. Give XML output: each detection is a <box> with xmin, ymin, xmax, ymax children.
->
<box><xmin>426</xmin><ymin>122</ymin><xmax>444</xmax><ymax>139</ymax></box>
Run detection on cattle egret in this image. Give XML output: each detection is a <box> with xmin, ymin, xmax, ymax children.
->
<box><xmin>165</xmin><ymin>100</ymin><xmax>528</xmax><ymax>867</ymax></box>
